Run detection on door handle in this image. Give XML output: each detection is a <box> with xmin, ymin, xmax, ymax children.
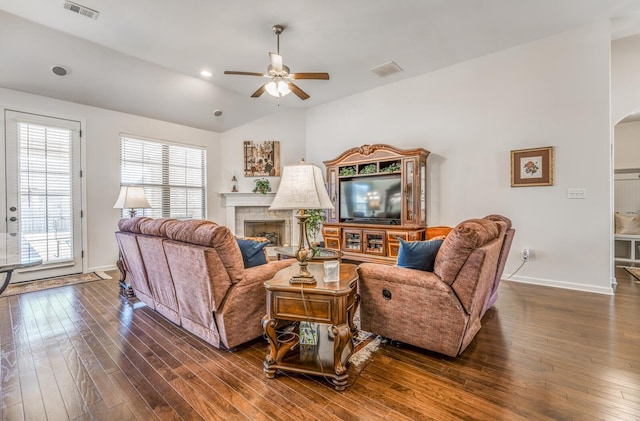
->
<box><xmin>9</xmin><ymin>217</ymin><xmax>17</xmax><ymax>222</ymax></box>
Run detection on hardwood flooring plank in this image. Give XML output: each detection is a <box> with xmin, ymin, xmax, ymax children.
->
<box><xmin>114</xmin><ymin>298</ymin><xmax>302</xmax><ymax>418</ymax></box>
<box><xmin>132</xmin><ymin>309</ymin><xmax>321</xmax><ymax>421</ymax></box>
<box><xmin>25</xmin><ymin>294</ymin><xmax>90</xmax><ymax>420</ymax></box>
<box><xmin>2</xmin><ymin>270</ymin><xmax>640</xmax><ymax>420</ymax></box>
<box><xmin>84</xmin><ymin>280</ymin><xmax>302</xmax><ymax>418</ymax></box>
<box><xmin>108</xmin><ymin>370</ymin><xmax>161</xmax><ymax>421</ymax></box>
<box><xmin>0</xmin><ymin>298</ymin><xmax>23</xmax><ymax>416</ymax></box>
<box><xmin>53</xmin><ymin>286</ymin><xmax>181</xmax><ymax>420</ymax></box>
<box><xmin>9</xmin><ymin>295</ymin><xmax>47</xmax><ymax>421</ymax></box>
<box><xmin>42</xmin><ymin>292</ymin><xmax>127</xmax><ymax>412</ymax></box>
<box><xmin>65</xmin><ymin>283</ymin><xmax>204</xmax><ymax>420</ymax></box>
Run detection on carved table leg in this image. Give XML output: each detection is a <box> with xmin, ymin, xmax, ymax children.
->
<box><xmin>262</xmin><ymin>316</ymin><xmax>278</xmax><ymax>378</ymax></box>
<box><xmin>331</xmin><ymin>323</ymin><xmax>352</xmax><ymax>391</ymax></box>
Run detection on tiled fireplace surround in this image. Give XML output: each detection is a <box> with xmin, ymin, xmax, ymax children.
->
<box><xmin>220</xmin><ymin>193</ymin><xmax>298</xmax><ymax>253</ymax></box>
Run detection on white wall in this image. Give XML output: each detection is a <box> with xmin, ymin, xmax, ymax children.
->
<box><xmin>614</xmin><ymin>121</ymin><xmax>640</xmax><ymax>170</ymax></box>
<box><xmin>305</xmin><ymin>22</ymin><xmax>613</xmax><ymax>294</ymax></box>
<box><xmin>0</xmin><ymin>87</ymin><xmax>221</xmax><ymax>272</ymax></box>
<box><xmin>612</xmin><ymin>33</ymin><xmax>640</xmax><ymax>124</ymax></box>
<box><xmin>0</xmin><ymin>20</ymin><xmax>620</xmax><ymax>294</ymax></box>
<box><xmin>219</xmin><ymin>108</ymin><xmax>307</xmax><ymax>225</ymax></box>
<box><xmin>220</xmin><ymin>108</ymin><xmax>307</xmax><ymax>191</ymax></box>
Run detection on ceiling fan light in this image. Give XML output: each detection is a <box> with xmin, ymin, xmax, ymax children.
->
<box><xmin>278</xmin><ymin>81</ymin><xmax>291</xmax><ymax>95</ymax></box>
<box><xmin>265</xmin><ymin>81</ymin><xmax>279</xmax><ymax>97</ymax></box>
<box><xmin>265</xmin><ymin>80</ymin><xmax>291</xmax><ymax>98</ymax></box>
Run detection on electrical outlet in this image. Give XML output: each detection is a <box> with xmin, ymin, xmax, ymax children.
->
<box><xmin>522</xmin><ymin>249</ymin><xmax>530</xmax><ymax>261</ymax></box>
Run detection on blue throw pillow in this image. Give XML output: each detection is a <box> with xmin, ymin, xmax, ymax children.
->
<box><xmin>397</xmin><ymin>238</ymin><xmax>444</xmax><ymax>272</ymax></box>
<box><xmin>236</xmin><ymin>239</ymin><xmax>269</xmax><ymax>268</ymax></box>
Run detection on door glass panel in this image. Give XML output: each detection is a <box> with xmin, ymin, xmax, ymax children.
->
<box><xmin>18</xmin><ymin>123</ymin><xmax>73</xmax><ymax>262</ymax></box>
<box><xmin>420</xmin><ymin>162</ymin><xmax>426</xmax><ymax>224</ymax></box>
<box><xmin>330</xmin><ymin>169</ymin><xmax>337</xmax><ymax>220</ymax></box>
<box><xmin>405</xmin><ymin>160</ymin><xmax>414</xmax><ymax>222</ymax></box>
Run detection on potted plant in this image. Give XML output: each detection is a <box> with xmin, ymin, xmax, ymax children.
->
<box><xmin>252</xmin><ymin>178</ymin><xmax>271</xmax><ymax>194</ymax></box>
<box><xmin>305</xmin><ymin>209</ymin><xmax>327</xmax><ymax>246</ymax></box>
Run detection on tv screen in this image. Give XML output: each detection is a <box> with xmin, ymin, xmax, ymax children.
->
<box><xmin>339</xmin><ymin>174</ymin><xmax>402</xmax><ymax>223</ymax></box>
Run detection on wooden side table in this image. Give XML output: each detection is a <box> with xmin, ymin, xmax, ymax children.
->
<box><xmin>262</xmin><ymin>262</ymin><xmax>359</xmax><ymax>391</ymax></box>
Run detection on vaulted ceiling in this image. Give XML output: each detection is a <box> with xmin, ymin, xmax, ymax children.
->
<box><xmin>2</xmin><ymin>0</ymin><xmax>640</xmax><ymax>132</ymax></box>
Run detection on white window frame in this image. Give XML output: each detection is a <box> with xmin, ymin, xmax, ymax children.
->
<box><xmin>119</xmin><ymin>134</ymin><xmax>206</xmax><ymax>219</ymax></box>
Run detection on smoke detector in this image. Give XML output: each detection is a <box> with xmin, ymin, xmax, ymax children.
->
<box><xmin>63</xmin><ymin>1</ymin><xmax>99</xmax><ymax>20</ymax></box>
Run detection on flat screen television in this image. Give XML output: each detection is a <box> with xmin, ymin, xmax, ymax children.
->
<box><xmin>339</xmin><ymin>174</ymin><xmax>402</xmax><ymax>224</ymax></box>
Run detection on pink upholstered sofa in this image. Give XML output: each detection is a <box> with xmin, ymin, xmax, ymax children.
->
<box><xmin>357</xmin><ymin>215</ymin><xmax>513</xmax><ymax>357</ymax></box>
<box><xmin>115</xmin><ymin>217</ymin><xmax>294</xmax><ymax>350</ymax></box>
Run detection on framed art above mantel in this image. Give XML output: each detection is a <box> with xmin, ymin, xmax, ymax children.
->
<box><xmin>511</xmin><ymin>146</ymin><xmax>554</xmax><ymax>187</ymax></box>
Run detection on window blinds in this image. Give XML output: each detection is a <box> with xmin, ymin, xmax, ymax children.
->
<box><xmin>16</xmin><ymin>122</ymin><xmax>74</xmax><ymax>262</ymax></box>
<box><xmin>119</xmin><ymin>135</ymin><xmax>206</xmax><ymax>219</ymax></box>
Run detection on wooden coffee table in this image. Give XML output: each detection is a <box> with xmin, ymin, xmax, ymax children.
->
<box><xmin>262</xmin><ymin>262</ymin><xmax>359</xmax><ymax>391</ymax></box>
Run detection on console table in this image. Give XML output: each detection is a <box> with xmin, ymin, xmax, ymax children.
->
<box><xmin>262</xmin><ymin>262</ymin><xmax>359</xmax><ymax>391</ymax></box>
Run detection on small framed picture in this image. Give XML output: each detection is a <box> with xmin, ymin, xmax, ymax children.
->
<box><xmin>511</xmin><ymin>146</ymin><xmax>554</xmax><ymax>187</ymax></box>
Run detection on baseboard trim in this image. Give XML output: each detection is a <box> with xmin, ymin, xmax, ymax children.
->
<box><xmin>88</xmin><ymin>264</ymin><xmax>118</xmax><ymax>273</ymax></box>
<box><xmin>505</xmin><ymin>275</ymin><xmax>613</xmax><ymax>295</ymax></box>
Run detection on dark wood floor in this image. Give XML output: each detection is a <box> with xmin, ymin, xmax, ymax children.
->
<box><xmin>1</xmin><ymin>268</ymin><xmax>639</xmax><ymax>420</ymax></box>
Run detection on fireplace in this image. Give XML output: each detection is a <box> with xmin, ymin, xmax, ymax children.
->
<box><xmin>220</xmin><ymin>192</ymin><xmax>298</xmax><ymax>252</ymax></box>
<box><xmin>244</xmin><ymin>220</ymin><xmax>285</xmax><ymax>246</ymax></box>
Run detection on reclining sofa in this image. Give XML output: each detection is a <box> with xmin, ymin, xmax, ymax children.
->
<box><xmin>115</xmin><ymin>217</ymin><xmax>294</xmax><ymax>350</ymax></box>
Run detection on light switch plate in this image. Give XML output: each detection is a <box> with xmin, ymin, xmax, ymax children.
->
<box><xmin>567</xmin><ymin>188</ymin><xmax>587</xmax><ymax>199</ymax></box>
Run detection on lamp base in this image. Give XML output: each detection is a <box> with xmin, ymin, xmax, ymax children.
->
<box><xmin>289</xmin><ymin>274</ymin><xmax>316</xmax><ymax>285</ymax></box>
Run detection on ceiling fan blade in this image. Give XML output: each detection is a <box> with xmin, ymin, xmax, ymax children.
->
<box><xmin>251</xmin><ymin>84</ymin><xmax>267</xmax><ymax>98</ymax></box>
<box><xmin>288</xmin><ymin>82</ymin><xmax>310</xmax><ymax>100</ymax></box>
<box><xmin>224</xmin><ymin>71</ymin><xmax>266</xmax><ymax>77</ymax></box>
<box><xmin>269</xmin><ymin>53</ymin><xmax>283</xmax><ymax>72</ymax></box>
<box><xmin>289</xmin><ymin>72</ymin><xmax>330</xmax><ymax>80</ymax></box>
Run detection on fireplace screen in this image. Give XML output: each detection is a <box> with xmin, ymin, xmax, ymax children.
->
<box><xmin>244</xmin><ymin>220</ymin><xmax>285</xmax><ymax>246</ymax></box>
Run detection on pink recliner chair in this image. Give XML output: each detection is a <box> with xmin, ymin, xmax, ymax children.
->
<box><xmin>357</xmin><ymin>215</ymin><xmax>513</xmax><ymax>357</ymax></box>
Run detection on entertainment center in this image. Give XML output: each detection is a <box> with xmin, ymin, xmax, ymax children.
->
<box><xmin>322</xmin><ymin>144</ymin><xmax>445</xmax><ymax>264</ymax></box>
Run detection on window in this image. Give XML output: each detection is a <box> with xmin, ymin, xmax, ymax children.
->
<box><xmin>119</xmin><ymin>135</ymin><xmax>206</xmax><ymax>219</ymax></box>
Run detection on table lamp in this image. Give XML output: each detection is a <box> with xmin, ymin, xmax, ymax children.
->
<box><xmin>113</xmin><ymin>185</ymin><xmax>151</xmax><ymax>217</ymax></box>
<box><xmin>269</xmin><ymin>161</ymin><xmax>333</xmax><ymax>284</ymax></box>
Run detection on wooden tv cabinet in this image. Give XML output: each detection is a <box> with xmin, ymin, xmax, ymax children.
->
<box><xmin>322</xmin><ymin>144</ymin><xmax>433</xmax><ymax>264</ymax></box>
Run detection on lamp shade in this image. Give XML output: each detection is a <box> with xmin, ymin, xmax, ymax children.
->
<box><xmin>269</xmin><ymin>163</ymin><xmax>333</xmax><ymax>210</ymax></box>
<box><xmin>113</xmin><ymin>186</ymin><xmax>151</xmax><ymax>210</ymax></box>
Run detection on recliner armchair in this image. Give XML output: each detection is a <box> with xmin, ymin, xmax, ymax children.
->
<box><xmin>357</xmin><ymin>215</ymin><xmax>513</xmax><ymax>357</ymax></box>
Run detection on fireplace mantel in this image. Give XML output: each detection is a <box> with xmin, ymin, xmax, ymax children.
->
<box><xmin>220</xmin><ymin>192</ymin><xmax>276</xmax><ymax>208</ymax></box>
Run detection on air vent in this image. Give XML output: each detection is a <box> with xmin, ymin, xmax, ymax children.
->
<box><xmin>370</xmin><ymin>61</ymin><xmax>404</xmax><ymax>78</ymax></box>
<box><xmin>63</xmin><ymin>1</ymin><xmax>99</xmax><ymax>20</ymax></box>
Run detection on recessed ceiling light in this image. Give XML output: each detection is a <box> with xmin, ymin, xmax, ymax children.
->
<box><xmin>213</xmin><ymin>110</ymin><xmax>223</xmax><ymax>117</ymax></box>
<box><xmin>52</xmin><ymin>65</ymin><xmax>69</xmax><ymax>76</ymax></box>
<box><xmin>200</xmin><ymin>70</ymin><xmax>212</xmax><ymax>77</ymax></box>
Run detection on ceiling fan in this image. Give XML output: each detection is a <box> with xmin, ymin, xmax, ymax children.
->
<box><xmin>224</xmin><ymin>25</ymin><xmax>329</xmax><ymax>100</ymax></box>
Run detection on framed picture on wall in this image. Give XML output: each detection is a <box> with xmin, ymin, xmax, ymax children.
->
<box><xmin>511</xmin><ymin>146</ymin><xmax>554</xmax><ymax>187</ymax></box>
<box><xmin>244</xmin><ymin>140</ymin><xmax>280</xmax><ymax>177</ymax></box>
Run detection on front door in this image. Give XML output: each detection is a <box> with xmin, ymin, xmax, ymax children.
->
<box><xmin>3</xmin><ymin>110</ymin><xmax>83</xmax><ymax>282</ymax></box>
